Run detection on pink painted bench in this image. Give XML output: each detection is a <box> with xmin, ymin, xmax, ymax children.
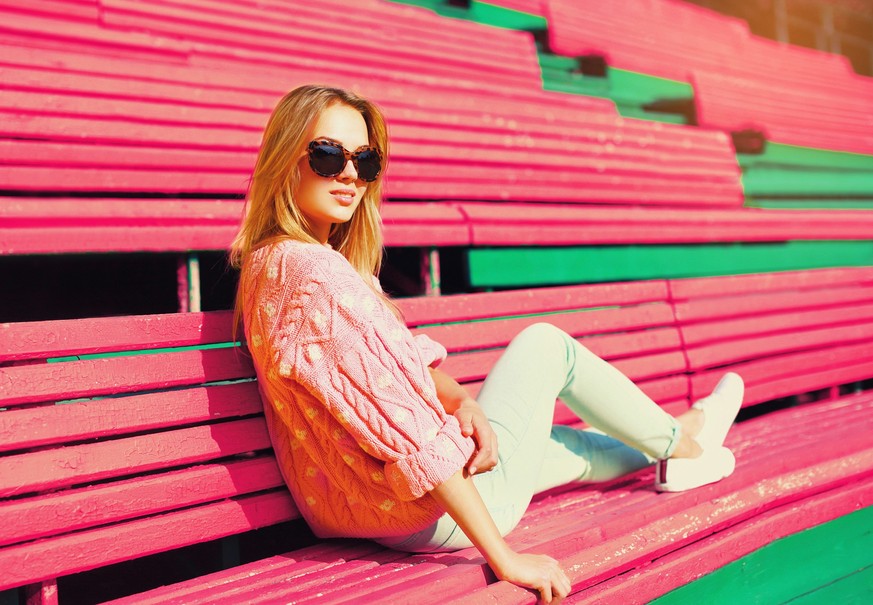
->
<box><xmin>3</xmin><ymin>269</ymin><xmax>873</xmax><ymax>603</ymax></box>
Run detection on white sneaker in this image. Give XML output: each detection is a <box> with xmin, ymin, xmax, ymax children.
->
<box><xmin>692</xmin><ymin>372</ymin><xmax>744</xmax><ymax>450</ymax></box>
<box><xmin>654</xmin><ymin>446</ymin><xmax>736</xmax><ymax>492</ymax></box>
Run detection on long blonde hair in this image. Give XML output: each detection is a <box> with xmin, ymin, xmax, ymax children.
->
<box><xmin>230</xmin><ymin>84</ymin><xmax>403</xmax><ymax>340</ymax></box>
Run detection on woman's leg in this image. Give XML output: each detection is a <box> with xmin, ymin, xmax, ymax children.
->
<box><xmin>378</xmin><ymin>322</ymin><xmax>683</xmax><ymax>552</ymax></box>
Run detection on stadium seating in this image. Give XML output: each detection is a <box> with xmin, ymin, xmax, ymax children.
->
<box><xmin>544</xmin><ymin>0</ymin><xmax>873</xmax><ymax>155</ymax></box>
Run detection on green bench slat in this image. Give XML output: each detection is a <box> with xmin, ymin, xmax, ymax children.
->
<box><xmin>467</xmin><ymin>243</ymin><xmax>873</xmax><ymax>287</ymax></box>
<box><xmin>649</xmin><ymin>500</ymin><xmax>873</xmax><ymax>605</ymax></box>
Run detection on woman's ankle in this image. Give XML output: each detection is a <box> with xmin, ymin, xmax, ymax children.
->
<box><xmin>670</xmin><ymin>432</ymin><xmax>703</xmax><ymax>459</ymax></box>
<box><xmin>675</xmin><ymin>407</ymin><xmax>704</xmax><ymax>440</ymax></box>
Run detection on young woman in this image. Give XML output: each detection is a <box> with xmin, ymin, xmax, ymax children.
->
<box><xmin>231</xmin><ymin>85</ymin><xmax>743</xmax><ymax>604</ymax></box>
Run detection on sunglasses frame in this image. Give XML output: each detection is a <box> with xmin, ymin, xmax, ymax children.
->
<box><xmin>306</xmin><ymin>139</ymin><xmax>383</xmax><ymax>182</ymax></box>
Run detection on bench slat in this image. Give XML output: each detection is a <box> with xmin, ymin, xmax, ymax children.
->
<box><xmin>0</xmin><ymin>348</ymin><xmax>254</xmax><ymax>407</ymax></box>
<box><xmin>0</xmin><ymin>311</ymin><xmax>234</xmax><ymax>362</ymax></box>
<box><xmin>669</xmin><ymin>267</ymin><xmax>873</xmax><ymax>299</ymax></box>
<box><xmin>674</xmin><ymin>285</ymin><xmax>873</xmax><ymax>323</ymax></box>
<box><xmin>400</xmin><ymin>281</ymin><xmax>670</xmax><ymax>326</ymax></box>
<box><xmin>681</xmin><ymin>301</ymin><xmax>873</xmax><ymax>346</ymax></box>
<box><xmin>0</xmin><ymin>490</ymin><xmax>295</xmax><ymax>592</ymax></box>
<box><xmin>0</xmin><ymin>456</ymin><xmax>284</xmax><ymax>547</ymax></box>
<box><xmin>0</xmin><ymin>382</ymin><xmax>261</xmax><ymax>453</ymax></box>
<box><xmin>416</xmin><ymin>303</ymin><xmax>677</xmax><ymax>353</ymax></box>
<box><xmin>440</xmin><ymin>340</ymin><xmax>687</xmax><ymax>383</ymax></box>
<box><xmin>685</xmin><ymin>320</ymin><xmax>873</xmax><ymax>369</ymax></box>
<box><xmin>0</xmin><ymin>417</ymin><xmax>270</xmax><ymax>497</ymax></box>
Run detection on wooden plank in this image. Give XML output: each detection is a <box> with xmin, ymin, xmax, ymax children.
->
<box><xmin>0</xmin><ymin>310</ymin><xmax>235</xmax><ymax>362</ymax></box>
<box><xmin>680</xmin><ymin>302</ymin><xmax>873</xmax><ymax>346</ymax></box>
<box><xmin>0</xmin><ymin>347</ymin><xmax>254</xmax><ymax>407</ymax></box>
<box><xmin>0</xmin><ymin>8</ymin><xmax>191</xmax><ymax>58</ymax></box>
<box><xmin>102</xmin><ymin>541</ymin><xmax>389</xmax><ymax>605</ymax></box>
<box><xmin>0</xmin><ymin>491</ymin><xmax>295</xmax><ymax>591</ymax></box>
<box><xmin>442</xmin><ymin>344</ymin><xmax>687</xmax><ymax>385</ymax></box>
<box><xmin>0</xmin><ymin>456</ymin><xmax>287</xmax><ymax>547</ymax></box>
<box><xmin>0</xmin><ymin>225</ymin><xmax>241</xmax><ymax>255</ymax></box>
<box><xmin>684</xmin><ymin>321</ymin><xmax>873</xmax><ymax>369</ymax></box>
<box><xmin>415</xmin><ymin>304</ymin><xmax>678</xmax><ymax>353</ymax></box>
<box><xmin>668</xmin><ymin>267</ymin><xmax>873</xmax><ymax>300</ymax></box>
<box><xmin>399</xmin><ymin>281</ymin><xmax>670</xmax><ymax>326</ymax></box>
<box><xmin>689</xmin><ymin>340</ymin><xmax>873</xmax><ymax>400</ymax></box>
<box><xmin>673</xmin><ymin>285</ymin><xmax>873</xmax><ymax>323</ymax></box>
<box><xmin>0</xmin><ymin>417</ymin><xmax>271</xmax><ymax>497</ymax></box>
<box><xmin>0</xmin><ymin>382</ymin><xmax>261</xmax><ymax>452</ymax></box>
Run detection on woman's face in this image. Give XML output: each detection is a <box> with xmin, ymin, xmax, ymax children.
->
<box><xmin>295</xmin><ymin>103</ymin><xmax>372</xmax><ymax>243</ymax></box>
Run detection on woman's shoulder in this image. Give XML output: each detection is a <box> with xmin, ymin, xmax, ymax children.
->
<box><xmin>252</xmin><ymin>238</ymin><xmax>356</xmax><ymax>288</ymax></box>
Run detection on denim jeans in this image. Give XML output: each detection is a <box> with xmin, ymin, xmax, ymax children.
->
<box><xmin>375</xmin><ymin>322</ymin><xmax>682</xmax><ymax>552</ymax></box>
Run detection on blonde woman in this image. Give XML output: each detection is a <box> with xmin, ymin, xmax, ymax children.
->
<box><xmin>231</xmin><ymin>85</ymin><xmax>743</xmax><ymax>603</ymax></box>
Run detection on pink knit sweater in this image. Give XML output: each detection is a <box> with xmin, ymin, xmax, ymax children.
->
<box><xmin>241</xmin><ymin>239</ymin><xmax>475</xmax><ymax>538</ymax></box>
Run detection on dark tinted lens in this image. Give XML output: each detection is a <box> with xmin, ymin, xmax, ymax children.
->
<box><xmin>355</xmin><ymin>148</ymin><xmax>381</xmax><ymax>182</ymax></box>
<box><xmin>309</xmin><ymin>143</ymin><xmax>345</xmax><ymax>177</ymax></box>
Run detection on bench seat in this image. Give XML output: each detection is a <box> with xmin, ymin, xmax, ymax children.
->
<box><xmin>3</xmin><ymin>269</ymin><xmax>873</xmax><ymax>603</ymax></box>
<box><xmin>101</xmin><ymin>393</ymin><xmax>873</xmax><ymax>605</ymax></box>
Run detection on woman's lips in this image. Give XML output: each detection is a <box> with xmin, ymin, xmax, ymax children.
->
<box><xmin>330</xmin><ymin>189</ymin><xmax>356</xmax><ymax>205</ymax></box>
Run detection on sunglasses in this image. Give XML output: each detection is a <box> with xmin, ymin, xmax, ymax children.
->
<box><xmin>306</xmin><ymin>139</ymin><xmax>383</xmax><ymax>182</ymax></box>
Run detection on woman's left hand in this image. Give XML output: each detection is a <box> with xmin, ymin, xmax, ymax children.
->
<box><xmin>454</xmin><ymin>399</ymin><xmax>498</xmax><ymax>475</ymax></box>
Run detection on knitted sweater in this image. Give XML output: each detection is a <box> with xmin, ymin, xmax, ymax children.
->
<box><xmin>240</xmin><ymin>239</ymin><xmax>475</xmax><ymax>538</ymax></box>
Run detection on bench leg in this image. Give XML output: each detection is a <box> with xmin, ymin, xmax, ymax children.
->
<box><xmin>24</xmin><ymin>581</ymin><xmax>57</xmax><ymax>605</ymax></box>
<box><xmin>421</xmin><ymin>247</ymin><xmax>441</xmax><ymax>296</ymax></box>
<box><xmin>177</xmin><ymin>253</ymin><xmax>202</xmax><ymax>312</ymax></box>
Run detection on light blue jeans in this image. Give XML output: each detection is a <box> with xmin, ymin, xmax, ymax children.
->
<box><xmin>376</xmin><ymin>322</ymin><xmax>682</xmax><ymax>552</ymax></box>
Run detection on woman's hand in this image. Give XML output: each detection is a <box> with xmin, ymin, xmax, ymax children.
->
<box><xmin>493</xmin><ymin>551</ymin><xmax>572</xmax><ymax>604</ymax></box>
<box><xmin>454</xmin><ymin>399</ymin><xmax>498</xmax><ymax>475</ymax></box>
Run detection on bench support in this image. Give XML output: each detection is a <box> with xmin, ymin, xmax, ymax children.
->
<box><xmin>422</xmin><ymin>247</ymin><xmax>441</xmax><ymax>296</ymax></box>
<box><xmin>177</xmin><ymin>253</ymin><xmax>202</xmax><ymax>312</ymax></box>
<box><xmin>24</xmin><ymin>580</ymin><xmax>57</xmax><ymax>605</ymax></box>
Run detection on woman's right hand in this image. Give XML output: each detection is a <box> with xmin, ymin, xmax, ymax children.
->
<box><xmin>493</xmin><ymin>550</ymin><xmax>572</xmax><ymax>604</ymax></box>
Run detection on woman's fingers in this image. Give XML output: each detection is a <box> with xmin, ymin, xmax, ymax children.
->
<box><xmin>469</xmin><ymin>429</ymin><xmax>498</xmax><ymax>474</ymax></box>
<box><xmin>456</xmin><ymin>405</ymin><xmax>499</xmax><ymax>474</ymax></box>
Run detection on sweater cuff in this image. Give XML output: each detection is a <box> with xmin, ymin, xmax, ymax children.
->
<box><xmin>384</xmin><ymin>415</ymin><xmax>475</xmax><ymax>501</ymax></box>
<box><xmin>413</xmin><ymin>333</ymin><xmax>448</xmax><ymax>368</ymax></box>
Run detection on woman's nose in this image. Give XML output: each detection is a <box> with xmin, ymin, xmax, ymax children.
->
<box><xmin>337</xmin><ymin>158</ymin><xmax>358</xmax><ymax>181</ymax></box>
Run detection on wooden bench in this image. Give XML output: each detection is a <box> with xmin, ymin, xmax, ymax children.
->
<box><xmin>3</xmin><ymin>268</ymin><xmax>873</xmax><ymax>603</ymax></box>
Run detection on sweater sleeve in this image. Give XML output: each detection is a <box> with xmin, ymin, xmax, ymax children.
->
<box><xmin>412</xmin><ymin>334</ymin><xmax>447</xmax><ymax>369</ymax></box>
<box><xmin>268</xmin><ymin>269</ymin><xmax>474</xmax><ymax>502</ymax></box>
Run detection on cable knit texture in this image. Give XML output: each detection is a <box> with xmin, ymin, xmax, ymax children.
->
<box><xmin>241</xmin><ymin>239</ymin><xmax>475</xmax><ymax>538</ymax></box>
